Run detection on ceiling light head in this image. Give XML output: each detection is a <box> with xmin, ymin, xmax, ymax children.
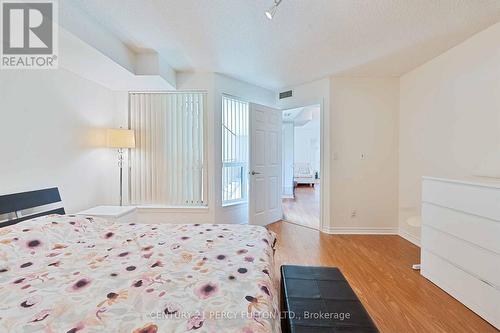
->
<box><xmin>265</xmin><ymin>5</ymin><xmax>277</xmax><ymax>19</ymax></box>
<box><xmin>265</xmin><ymin>0</ymin><xmax>282</xmax><ymax>20</ymax></box>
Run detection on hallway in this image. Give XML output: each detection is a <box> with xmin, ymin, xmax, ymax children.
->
<box><xmin>282</xmin><ymin>184</ymin><xmax>320</xmax><ymax>229</ymax></box>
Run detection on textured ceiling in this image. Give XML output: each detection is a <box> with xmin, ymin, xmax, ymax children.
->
<box><xmin>66</xmin><ymin>0</ymin><xmax>500</xmax><ymax>89</ymax></box>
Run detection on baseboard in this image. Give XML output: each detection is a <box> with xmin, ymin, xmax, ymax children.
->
<box><xmin>321</xmin><ymin>226</ymin><xmax>398</xmax><ymax>235</ymax></box>
<box><xmin>398</xmin><ymin>228</ymin><xmax>421</xmax><ymax>247</ymax></box>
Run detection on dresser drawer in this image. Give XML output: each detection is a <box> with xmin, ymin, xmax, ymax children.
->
<box><xmin>422</xmin><ymin>178</ymin><xmax>500</xmax><ymax>221</ymax></box>
<box><xmin>422</xmin><ymin>203</ymin><xmax>500</xmax><ymax>255</ymax></box>
<box><xmin>421</xmin><ymin>225</ymin><xmax>500</xmax><ymax>288</ymax></box>
<box><xmin>421</xmin><ymin>250</ymin><xmax>500</xmax><ymax>329</ymax></box>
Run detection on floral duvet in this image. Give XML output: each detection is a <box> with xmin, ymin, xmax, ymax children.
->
<box><xmin>0</xmin><ymin>215</ymin><xmax>280</xmax><ymax>333</ymax></box>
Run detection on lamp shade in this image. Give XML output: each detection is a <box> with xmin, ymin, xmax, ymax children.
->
<box><xmin>106</xmin><ymin>129</ymin><xmax>135</xmax><ymax>148</ymax></box>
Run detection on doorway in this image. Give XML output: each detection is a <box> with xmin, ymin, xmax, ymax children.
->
<box><xmin>281</xmin><ymin>104</ymin><xmax>321</xmax><ymax>229</ymax></box>
<box><xmin>221</xmin><ymin>97</ymin><xmax>323</xmax><ymax>229</ymax></box>
<box><xmin>221</xmin><ymin>96</ymin><xmax>284</xmax><ymax>226</ymax></box>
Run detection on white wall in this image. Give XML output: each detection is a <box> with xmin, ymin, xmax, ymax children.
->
<box><xmin>60</xmin><ymin>1</ymin><xmax>137</xmax><ymax>74</ymax></box>
<box><xmin>277</xmin><ymin>79</ymin><xmax>330</xmax><ymax>111</ymax></box>
<box><xmin>0</xmin><ymin>69</ymin><xmax>118</xmax><ymax>213</ymax></box>
<box><xmin>282</xmin><ymin>122</ymin><xmax>294</xmax><ymax>197</ymax></box>
<box><xmin>0</xmin><ymin>12</ymin><xmax>176</xmax><ymax>216</ymax></box>
<box><xmin>329</xmin><ymin>77</ymin><xmax>399</xmax><ymax>232</ymax></box>
<box><xmin>59</xmin><ymin>3</ymin><xmax>176</xmax><ymax>91</ymax></box>
<box><xmin>133</xmin><ymin>72</ymin><xmax>277</xmax><ymax>224</ymax></box>
<box><xmin>293</xmin><ymin>108</ymin><xmax>321</xmax><ymax>175</ymax></box>
<box><xmin>214</xmin><ymin>73</ymin><xmax>277</xmax><ymax>224</ymax></box>
<box><xmin>277</xmin><ymin>78</ymin><xmax>332</xmax><ymax>231</ymax></box>
<box><xmin>61</xmin><ymin>1</ymin><xmax>176</xmax><ymax>87</ymax></box>
<box><xmin>399</xmin><ymin>21</ymin><xmax>500</xmax><ymax>242</ymax></box>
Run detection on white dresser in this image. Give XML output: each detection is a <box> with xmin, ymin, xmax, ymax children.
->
<box><xmin>421</xmin><ymin>177</ymin><xmax>500</xmax><ymax>329</ymax></box>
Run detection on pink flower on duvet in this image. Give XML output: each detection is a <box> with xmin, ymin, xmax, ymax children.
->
<box><xmin>29</xmin><ymin>309</ymin><xmax>51</xmax><ymax>323</ymax></box>
<box><xmin>194</xmin><ymin>282</ymin><xmax>218</xmax><ymax>299</ymax></box>
<box><xmin>163</xmin><ymin>302</ymin><xmax>182</xmax><ymax>315</ymax></box>
<box><xmin>25</xmin><ymin>239</ymin><xmax>43</xmax><ymax>249</ymax></box>
<box><xmin>132</xmin><ymin>323</ymin><xmax>158</xmax><ymax>333</ymax></box>
<box><xmin>187</xmin><ymin>314</ymin><xmax>204</xmax><ymax>330</ymax></box>
<box><xmin>244</xmin><ymin>256</ymin><xmax>254</xmax><ymax>262</ymax></box>
<box><xmin>67</xmin><ymin>278</ymin><xmax>92</xmax><ymax>292</ymax></box>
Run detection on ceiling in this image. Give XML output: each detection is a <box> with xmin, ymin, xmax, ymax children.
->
<box><xmin>66</xmin><ymin>0</ymin><xmax>500</xmax><ymax>90</ymax></box>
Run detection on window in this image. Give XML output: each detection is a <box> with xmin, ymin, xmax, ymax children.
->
<box><xmin>129</xmin><ymin>92</ymin><xmax>207</xmax><ymax>206</ymax></box>
<box><xmin>222</xmin><ymin>95</ymin><xmax>249</xmax><ymax>205</ymax></box>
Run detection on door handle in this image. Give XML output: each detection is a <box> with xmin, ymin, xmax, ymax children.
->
<box><xmin>251</xmin><ymin>171</ymin><xmax>261</xmax><ymax>175</ymax></box>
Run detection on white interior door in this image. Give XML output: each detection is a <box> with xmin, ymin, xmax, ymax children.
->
<box><xmin>249</xmin><ymin>103</ymin><xmax>282</xmax><ymax>226</ymax></box>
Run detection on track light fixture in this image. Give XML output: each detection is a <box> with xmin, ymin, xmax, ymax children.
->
<box><xmin>265</xmin><ymin>0</ymin><xmax>282</xmax><ymax>20</ymax></box>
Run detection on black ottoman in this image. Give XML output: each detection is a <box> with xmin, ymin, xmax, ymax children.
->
<box><xmin>281</xmin><ymin>265</ymin><xmax>379</xmax><ymax>333</ymax></box>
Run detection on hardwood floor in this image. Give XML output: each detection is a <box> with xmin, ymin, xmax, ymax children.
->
<box><xmin>267</xmin><ymin>221</ymin><xmax>497</xmax><ymax>333</ymax></box>
<box><xmin>282</xmin><ymin>184</ymin><xmax>320</xmax><ymax>229</ymax></box>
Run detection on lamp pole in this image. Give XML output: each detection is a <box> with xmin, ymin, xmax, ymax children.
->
<box><xmin>118</xmin><ymin>148</ymin><xmax>124</xmax><ymax>206</ymax></box>
<box><xmin>106</xmin><ymin>128</ymin><xmax>135</xmax><ymax>206</ymax></box>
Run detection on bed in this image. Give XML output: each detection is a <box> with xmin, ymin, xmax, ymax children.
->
<box><xmin>0</xmin><ymin>189</ymin><xmax>280</xmax><ymax>333</ymax></box>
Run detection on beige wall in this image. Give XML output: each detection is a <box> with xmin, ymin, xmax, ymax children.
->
<box><xmin>399</xmin><ymin>22</ymin><xmax>500</xmax><ymax>242</ymax></box>
<box><xmin>329</xmin><ymin>77</ymin><xmax>400</xmax><ymax>232</ymax></box>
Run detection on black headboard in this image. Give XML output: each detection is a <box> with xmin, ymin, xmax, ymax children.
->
<box><xmin>0</xmin><ymin>188</ymin><xmax>65</xmax><ymax>228</ymax></box>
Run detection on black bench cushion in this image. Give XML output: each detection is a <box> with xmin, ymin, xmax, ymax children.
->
<box><xmin>281</xmin><ymin>265</ymin><xmax>379</xmax><ymax>333</ymax></box>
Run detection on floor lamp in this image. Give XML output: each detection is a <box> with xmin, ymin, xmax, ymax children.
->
<box><xmin>106</xmin><ymin>129</ymin><xmax>136</xmax><ymax>206</ymax></box>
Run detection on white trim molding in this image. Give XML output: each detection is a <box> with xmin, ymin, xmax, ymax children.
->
<box><xmin>321</xmin><ymin>226</ymin><xmax>398</xmax><ymax>235</ymax></box>
<box><xmin>398</xmin><ymin>228</ymin><xmax>421</xmax><ymax>247</ymax></box>
<box><xmin>319</xmin><ymin>97</ymin><xmax>331</xmax><ymax>235</ymax></box>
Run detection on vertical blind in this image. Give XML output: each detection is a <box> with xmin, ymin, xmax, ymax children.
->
<box><xmin>129</xmin><ymin>92</ymin><xmax>207</xmax><ymax>206</ymax></box>
<box><xmin>222</xmin><ymin>95</ymin><xmax>249</xmax><ymax>204</ymax></box>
